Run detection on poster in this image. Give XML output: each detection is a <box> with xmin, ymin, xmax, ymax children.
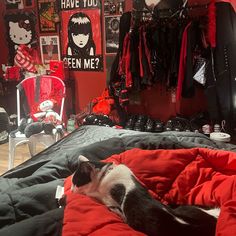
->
<box><xmin>105</xmin><ymin>15</ymin><xmax>120</xmax><ymax>54</ymax></box>
<box><xmin>60</xmin><ymin>0</ymin><xmax>103</xmax><ymax>71</ymax></box>
<box><xmin>4</xmin><ymin>12</ymin><xmax>37</xmax><ymax>65</ymax></box>
<box><xmin>37</xmin><ymin>0</ymin><xmax>57</xmax><ymax>33</ymax></box>
<box><xmin>39</xmin><ymin>35</ymin><xmax>61</xmax><ymax>64</ymax></box>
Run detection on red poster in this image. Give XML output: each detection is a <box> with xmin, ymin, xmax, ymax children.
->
<box><xmin>60</xmin><ymin>0</ymin><xmax>103</xmax><ymax>71</ymax></box>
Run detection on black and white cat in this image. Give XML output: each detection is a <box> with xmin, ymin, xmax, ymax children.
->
<box><xmin>71</xmin><ymin>155</ymin><xmax>220</xmax><ymax>236</ymax></box>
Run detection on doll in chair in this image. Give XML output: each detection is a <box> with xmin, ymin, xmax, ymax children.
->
<box><xmin>10</xmin><ymin>99</ymin><xmax>63</xmax><ymax>138</ymax></box>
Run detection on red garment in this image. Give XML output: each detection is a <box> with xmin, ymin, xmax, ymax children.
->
<box><xmin>92</xmin><ymin>89</ymin><xmax>114</xmax><ymax>115</ymax></box>
<box><xmin>62</xmin><ymin>147</ymin><xmax>236</xmax><ymax>236</ymax></box>
<box><xmin>176</xmin><ymin>22</ymin><xmax>192</xmax><ymax>101</ymax></box>
<box><xmin>139</xmin><ymin>27</ymin><xmax>144</xmax><ymax>78</ymax></box>
<box><xmin>208</xmin><ymin>0</ymin><xmax>216</xmax><ymax>48</ymax></box>
<box><xmin>139</xmin><ymin>26</ymin><xmax>153</xmax><ymax>82</ymax></box>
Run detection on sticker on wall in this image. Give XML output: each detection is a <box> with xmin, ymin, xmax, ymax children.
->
<box><xmin>4</xmin><ymin>11</ymin><xmax>37</xmax><ymax>65</ymax></box>
<box><xmin>39</xmin><ymin>35</ymin><xmax>61</xmax><ymax>64</ymax></box>
<box><xmin>105</xmin><ymin>15</ymin><xmax>120</xmax><ymax>54</ymax></box>
<box><xmin>60</xmin><ymin>0</ymin><xmax>103</xmax><ymax>71</ymax></box>
<box><xmin>37</xmin><ymin>0</ymin><xmax>57</xmax><ymax>33</ymax></box>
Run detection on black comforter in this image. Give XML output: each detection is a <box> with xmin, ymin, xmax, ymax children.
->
<box><xmin>0</xmin><ymin>125</ymin><xmax>235</xmax><ymax>236</ymax></box>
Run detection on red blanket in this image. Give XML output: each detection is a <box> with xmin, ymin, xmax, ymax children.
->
<box><xmin>63</xmin><ymin>148</ymin><xmax>236</xmax><ymax>236</ymax></box>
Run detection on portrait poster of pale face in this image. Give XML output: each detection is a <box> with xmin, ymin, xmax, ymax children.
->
<box><xmin>60</xmin><ymin>0</ymin><xmax>103</xmax><ymax>71</ymax></box>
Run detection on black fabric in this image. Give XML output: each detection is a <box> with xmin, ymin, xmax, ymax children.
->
<box><xmin>107</xmin><ymin>12</ymin><xmax>132</xmax><ymax>125</ymax></box>
<box><xmin>108</xmin><ymin>11</ymin><xmax>132</xmax><ymax>86</ymax></box>
<box><xmin>181</xmin><ymin>22</ymin><xmax>202</xmax><ymax>98</ymax></box>
<box><xmin>35</xmin><ymin>75</ymin><xmax>41</xmax><ymax>102</ymax></box>
<box><xmin>0</xmin><ymin>108</ymin><xmax>10</xmax><ymax>144</ymax></box>
<box><xmin>205</xmin><ymin>2</ymin><xmax>236</xmax><ymax>133</ymax></box>
<box><xmin>1</xmin><ymin>125</ymin><xmax>236</xmax><ymax>236</ymax></box>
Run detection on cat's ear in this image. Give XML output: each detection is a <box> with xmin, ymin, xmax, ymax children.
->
<box><xmin>78</xmin><ymin>155</ymin><xmax>89</xmax><ymax>163</ymax></box>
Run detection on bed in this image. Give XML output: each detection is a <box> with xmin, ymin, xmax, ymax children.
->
<box><xmin>0</xmin><ymin>125</ymin><xmax>236</xmax><ymax>236</ymax></box>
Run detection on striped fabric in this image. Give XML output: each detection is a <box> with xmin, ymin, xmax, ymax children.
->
<box><xmin>14</xmin><ymin>45</ymin><xmax>37</xmax><ymax>73</ymax></box>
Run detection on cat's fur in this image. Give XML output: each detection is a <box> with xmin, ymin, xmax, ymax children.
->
<box><xmin>71</xmin><ymin>155</ymin><xmax>219</xmax><ymax>236</ymax></box>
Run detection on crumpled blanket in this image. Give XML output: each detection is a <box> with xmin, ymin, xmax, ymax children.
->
<box><xmin>63</xmin><ymin>147</ymin><xmax>236</xmax><ymax>236</ymax></box>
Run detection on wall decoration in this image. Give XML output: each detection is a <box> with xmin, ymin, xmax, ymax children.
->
<box><xmin>23</xmin><ymin>0</ymin><xmax>34</xmax><ymax>8</ymax></box>
<box><xmin>104</xmin><ymin>0</ymin><xmax>125</xmax><ymax>15</ymax></box>
<box><xmin>4</xmin><ymin>11</ymin><xmax>37</xmax><ymax>65</ymax></box>
<box><xmin>37</xmin><ymin>0</ymin><xmax>57</xmax><ymax>33</ymax></box>
<box><xmin>60</xmin><ymin>0</ymin><xmax>103</xmax><ymax>71</ymax></box>
<box><xmin>105</xmin><ymin>15</ymin><xmax>120</xmax><ymax>54</ymax></box>
<box><xmin>39</xmin><ymin>35</ymin><xmax>61</xmax><ymax>65</ymax></box>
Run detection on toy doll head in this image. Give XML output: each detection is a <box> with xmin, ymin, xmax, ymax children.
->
<box><xmin>39</xmin><ymin>100</ymin><xmax>54</xmax><ymax>112</ymax></box>
<box><xmin>67</xmin><ymin>12</ymin><xmax>96</xmax><ymax>56</ymax></box>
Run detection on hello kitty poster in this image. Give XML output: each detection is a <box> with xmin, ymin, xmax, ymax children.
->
<box><xmin>4</xmin><ymin>12</ymin><xmax>37</xmax><ymax>65</ymax></box>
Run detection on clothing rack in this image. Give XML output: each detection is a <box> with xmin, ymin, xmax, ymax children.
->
<box><xmin>132</xmin><ymin>3</ymin><xmax>209</xmax><ymax>21</ymax></box>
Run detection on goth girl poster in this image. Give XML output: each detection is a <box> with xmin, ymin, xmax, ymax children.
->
<box><xmin>60</xmin><ymin>0</ymin><xmax>103</xmax><ymax>71</ymax></box>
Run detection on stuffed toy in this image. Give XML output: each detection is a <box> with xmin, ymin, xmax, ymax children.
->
<box><xmin>10</xmin><ymin>99</ymin><xmax>63</xmax><ymax>138</ymax></box>
<box><xmin>24</xmin><ymin>99</ymin><xmax>62</xmax><ymax>138</ymax></box>
<box><xmin>31</xmin><ymin>99</ymin><xmax>61</xmax><ymax>124</ymax></box>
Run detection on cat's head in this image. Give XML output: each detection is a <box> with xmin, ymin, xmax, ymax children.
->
<box><xmin>71</xmin><ymin>155</ymin><xmax>136</xmax><ymax>214</ymax></box>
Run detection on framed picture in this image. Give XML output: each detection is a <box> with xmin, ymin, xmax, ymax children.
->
<box><xmin>105</xmin><ymin>15</ymin><xmax>120</xmax><ymax>54</ymax></box>
<box><xmin>23</xmin><ymin>0</ymin><xmax>34</xmax><ymax>8</ymax></box>
<box><xmin>104</xmin><ymin>0</ymin><xmax>125</xmax><ymax>15</ymax></box>
<box><xmin>39</xmin><ymin>35</ymin><xmax>61</xmax><ymax>64</ymax></box>
<box><xmin>37</xmin><ymin>0</ymin><xmax>57</xmax><ymax>33</ymax></box>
